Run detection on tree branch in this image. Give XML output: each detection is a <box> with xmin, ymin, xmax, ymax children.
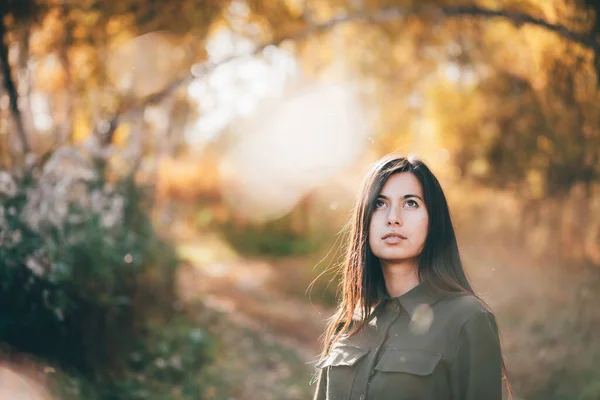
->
<box><xmin>438</xmin><ymin>5</ymin><xmax>597</xmax><ymax>48</ymax></box>
<box><xmin>277</xmin><ymin>5</ymin><xmax>598</xmax><ymax>49</ymax></box>
<box><xmin>112</xmin><ymin>4</ymin><xmax>600</xmax><ymax>132</ymax></box>
<box><xmin>47</xmin><ymin>0</ymin><xmax>600</xmax><ymax>49</ymax></box>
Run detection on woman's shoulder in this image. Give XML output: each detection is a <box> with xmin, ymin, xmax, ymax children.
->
<box><xmin>439</xmin><ymin>292</ymin><xmax>496</xmax><ymax>327</ymax></box>
<box><xmin>443</xmin><ymin>292</ymin><xmax>489</xmax><ymax>310</ymax></box>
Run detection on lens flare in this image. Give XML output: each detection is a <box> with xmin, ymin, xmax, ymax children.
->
<box><xmin>220</xmin><ymin>83</ymin><xmax>371</xmax><ymax>222</ymax></box>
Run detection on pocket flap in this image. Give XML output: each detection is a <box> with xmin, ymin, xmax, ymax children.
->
<box><xmin>315</xmin><ymin>345</ymin><xmax>369</xmax><ymax>369</ymax></box>
<box><xmin>374</xmin><ymin>349</ymin><xmax>442</xmax><ymax>375</ymax></box>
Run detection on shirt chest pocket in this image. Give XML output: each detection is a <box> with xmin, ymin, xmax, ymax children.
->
<box><xmin>316</xmin><ymin>344</ymin><xmax>369</xmax><ymax>399</ymax></box>
<box><xmin>369</xmin><ymin>349</ymin><xmax>444</xmax><ymax>399</ymax></box>
<box><xmin>316</xmin><ymin>344</ymin><xmax>369</xmax><ymax>368</ymax></box>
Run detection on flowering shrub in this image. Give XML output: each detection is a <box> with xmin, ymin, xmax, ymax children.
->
<box><xmin>52</xmin><ymin>314</ymin><xmax>216</xmax><ymax>400</ymax></box>
<box><xmin>0</xmin><ymin>146</ymin><xmax>181</xmax><ymax>376</ymax></box>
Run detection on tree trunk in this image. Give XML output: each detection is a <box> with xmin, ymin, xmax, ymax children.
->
<box><xmin>584</xmin><ymin>0</ymin><xmax>600</xmax><ymax>82</ymax></box>
<box><xmin>56</xmin><ymin>2</ymin><xmax>73</xmax><ymax>144</ymax></box>
<box><xmin>17</xmin><ymin>26</ymin><xmax>36</xmax><ymax>140</ymax></box>
<box><xmin>0</xmin><ymin>13</ymin><xmax>29</xmax><ymax>154</ymax></box>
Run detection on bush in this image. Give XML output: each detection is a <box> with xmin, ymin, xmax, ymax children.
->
<box><xmin>217</xmin><ymin>210</ymin><xmax>329</xmax><ymax>257</ymax></box>
<box><xmin>0</xmin><ymin>147</ymin><xmax>194</xmax><ymax>383</ymax></box>
<box><xmin>52</xmin><ymin>314</ymin><xmax>215</xmax><ymax>400</ymax></box>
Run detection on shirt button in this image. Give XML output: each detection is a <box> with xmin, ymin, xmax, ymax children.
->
<box><xmin>359</xmin><ymin>395</ymin><xmax>365</xmax><ymax>400</ymax></box>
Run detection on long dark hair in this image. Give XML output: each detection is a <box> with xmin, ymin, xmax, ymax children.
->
<box><xmin>319</xmin><ymin>154</ymin><xmax>511</xmax><ymax>396</ymax></box>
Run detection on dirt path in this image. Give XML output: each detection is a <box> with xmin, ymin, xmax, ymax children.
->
<box><xmin>175</xmin><ymin>233</ymin><xmax>332</xmax><ymax>399</ymax></box>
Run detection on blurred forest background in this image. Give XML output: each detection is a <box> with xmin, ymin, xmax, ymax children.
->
<box><xmin>1</xmin><ymin>0</ymin><xmax>600</xmax><ymax>399</ymax></box>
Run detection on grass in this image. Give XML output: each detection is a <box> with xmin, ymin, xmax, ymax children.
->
<box><xmin>190</xmin><ymin>302</ymin><xmax>316</xmax><ymax>400</ymax></box>
<box><xmin>48</xmin><ymin>313</ymin><xmax>215</xmax><ymax>400</ymax></box>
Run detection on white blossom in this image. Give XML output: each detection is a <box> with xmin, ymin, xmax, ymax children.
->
<box><xmin>154</xmin><ymin>358</ymin><xmax>167</xmax><ymax>369</ymax></box>
<box><xmin>0</xmin><ymin>172</ymin><xmax>17</xmax><ymax>197</ymax></box>
<box><xmin>25</xmin><ymin>256</ymin><xmax>45</xmax><ymax>277</ymax></box>
<box><xmin>42</xmin><ymin>147</ymin><xmax>96</xmax><ymax>182</ymax></box>
<box><xmin>20</xmin><ymin>146</ymin><xmax>124</xmax><ymax>234</ymax></box>
<box><xmin>0</xmin><ymin>228</ymin><xmax>22</xmax><ymax>247</ymax></box>
<box><xmin>4</xmin><ymin>145</ymin><xmax>133</xmax><ymax>282</ymax></box>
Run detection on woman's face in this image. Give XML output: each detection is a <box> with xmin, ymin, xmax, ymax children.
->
<box><xmin>368</xmin><ymin>172</ymin><xmax>429</xmax><ymax>267</ymax></box>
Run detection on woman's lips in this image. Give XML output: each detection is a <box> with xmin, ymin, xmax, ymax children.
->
<box><xmin>382</xmin><ymin>233</ymin><xmax>407</xmax><ymax>244</ymax></box>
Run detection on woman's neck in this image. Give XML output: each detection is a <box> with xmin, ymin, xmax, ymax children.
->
<box><xmin>381</xmin><ymin>260</ymin><xmax>420</xmax><ymax>297</ymax></box>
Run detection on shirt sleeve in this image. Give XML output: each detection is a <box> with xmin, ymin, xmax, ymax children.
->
<box><xmin>312</xmin><ymin>367</ymin><xmax>327</xmax><ymax>400</ymax></box>
<box><xmin>450</xmin><ymin>310</ymin><xmax>503</xmax><ymax>400</ymax></box>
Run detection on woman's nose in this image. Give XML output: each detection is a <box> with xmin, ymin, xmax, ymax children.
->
<box><xmin>386</xmin><ymin>209</ymin><xmax>403</xmax><ymax>226</ymax></box>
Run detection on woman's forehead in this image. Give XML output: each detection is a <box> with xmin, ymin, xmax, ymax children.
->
<box><xmin>380</xmin><ymin>172</ymin><xmax>423</xmax><ymax>196</ymax></box>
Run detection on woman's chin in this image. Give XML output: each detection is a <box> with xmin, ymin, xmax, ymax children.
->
<box><xmin>376</xmin><ymin>252</ymin><xmax>419</xmax><ymax>265</ymax></box>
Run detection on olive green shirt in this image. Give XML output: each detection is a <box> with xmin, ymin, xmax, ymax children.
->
<box><xmin>312</xmin><ymin>283</ymin><xmax>502</xmax><ymax>400</ymax></box>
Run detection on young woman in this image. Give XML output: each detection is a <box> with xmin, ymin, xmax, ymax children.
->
<box><xmin>312</xmin><ymin>154</ymin><xmax>509</xmax><ymax>400</ymax></box>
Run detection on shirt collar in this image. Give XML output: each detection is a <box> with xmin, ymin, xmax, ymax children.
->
<box><xmin>378</xmin><ymin>281</ymin><xmax>443</xmax><ymax>316</ymax></box>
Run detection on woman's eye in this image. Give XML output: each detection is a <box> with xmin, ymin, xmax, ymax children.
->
<box><xmin>375</xmin><ymin>199</ymin><xmax>386</xmax><ymax>208</ymax></box>
<box><xmin>405</xmin><ymin>199</ymin><xmax>418</xmax><ymax>208</ymax></box>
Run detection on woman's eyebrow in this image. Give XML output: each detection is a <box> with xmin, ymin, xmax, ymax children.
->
<box><xmin>378</xmin><ymin>193</ymin><xmax>424</xmax><ymax>201</ymax></box>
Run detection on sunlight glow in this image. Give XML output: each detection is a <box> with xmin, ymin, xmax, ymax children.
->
<box><xmin>186</xmin><ymin>29</ymin><xmax>297</xmax><ymax>144</ymax></box>
<box><xmin>442</xmin><ymin>62</ymin><xmax>478</xmax><ymax>86</ymax></box>
<box><xmin>107</xmin><ymin>32</ymin><xmax>185</xmax><ymax>98</ymax></box>
<box><xmin>31</xmin><ymin>93</ymin><xmax>53</xmax><ymax>131</ymax></box>
<box><xmin>0</xmin><ymin>365</ymin><xmax>52</xmax><ymax>400</ymax></box>
<box><xmin>219</xmin><ymin>83</ymin><xmax>372</xmax><ymax>222</ymax></box>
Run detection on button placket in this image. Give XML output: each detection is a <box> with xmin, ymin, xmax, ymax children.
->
<box><xmin>361</xmin><ymin>306</ymin><xmax>401</xmax><ymax>400</ymax></box>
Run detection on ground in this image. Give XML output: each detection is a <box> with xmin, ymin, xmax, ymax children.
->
<box><xmin>176</xmin><ymin>233</ymin><xmax>330</xmax><ymax>400</ymax></box>
<box><xmin>175</xmin><ymin>227</ymin><xmax>600</xmax><ymax>400</ymax></box>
